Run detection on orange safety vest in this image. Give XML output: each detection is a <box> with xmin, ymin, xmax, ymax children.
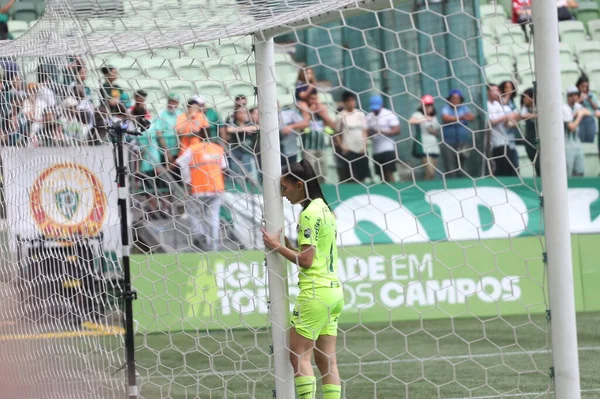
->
<box><xmin>188</xmin><ymin>141</ymin><xmax>226</xmax><ymax>194</ymax></box>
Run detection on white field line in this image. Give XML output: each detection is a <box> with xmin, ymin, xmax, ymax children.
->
<box><xmin>140</xmin><ymin>346</ymin><xmax>600</xmax><ymax>380</ymax></box>
<box><xmin>446</xmin><ymin>388</ymin><xmax>600</xmax><ymax>399</ymax></box>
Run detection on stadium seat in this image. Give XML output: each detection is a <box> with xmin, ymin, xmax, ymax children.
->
<box><xmin>495</xmin><ymin>24</ymin><xmax>527</xmax><ymax>45</ymax></box>
<box><xmin>10</xmin><ymin>1</ymin><xmax>38</xmax><ymax>22</ymax></box>
<box><xmin>588</xmin><ymin>19</ymin><xmax>600</xmax><ymax>40</ymax></box>
<box><xmin>146</xmin><ymin>68</ymin><xmax>175</xmax><ymax>80</ymax></box>
<box><xmin>218</xmin><ymin>42</ymin><xmax>252</xmax><ymax>57</ymax></box>
<box><xmin>575</xmin><ymin>1</ymin><xmax>600</xmax><ymax>29</ymax></box>
<box><xmin>559</xmin><ymin>20</ymin><xmax>587</xmax><ymax>48</ymax></box>
<box><xmin>203</xmin><ymin>60</ymin><xmax>237</xmax><ymax>82</ymax></box>
<box><xmin>236</xmin><ymin>62</ymin><xmax>256</xmax><ymax>84</ymax></box>
<box><xmin>559</xmin><ymin>43</ymin><xmax>575</xmax><ymax>64</ymax></box>
<box><xmin>582</xmin><ymin>60</ymin><xmax>600</xmax><ymax>80</ymax></box>
<box><xmin>519</xmin><ymin>70</ymin><xmax>535</xmax><ymax>91</ymax></box>
<box><xmin>275</xmin><ymin>62</ymin><xmax>299</xmax><ymax>84</ymax></box>
<box><xmin>485</xmin><ymin>64</ymin><xmax>513</xmax><ymax>84</ymax></box>
<box><xmin>226</xmin><ymin>81</ymin><xmax>255</xmax><ymax>98</ymax></box>
<box><xmin>274</xmin><ymin>52</ymin><xmax>293</xmax><ymax>64</ymax></box>
<box><xmin>154</xmin><ymin>48</ymin><xmax>182</xmax><ymax>60</ymax></box>
<box><xmin>514</xmin><ymin>48</ymin><xmax>534</xmax><ymax>73</ymax></box>
<box><xmin>561</xmin><ymin>61</ymin><xmax>582</xmax><ymax>91</ymax></box>
<box><xmin>7</xmin><ymin>20</ymin><xmax>29</xmax><ymax>36</ymax></box>
<box><xmin>480</xmin><ymin>6</ymin><xmax>508</xmax><ymax>29</ymax></box>
<box><xmin>481</xmin><ymin>24</ymin><xmax>497</xmax><ymax>43</ymax></box>
<box><xmin>574</xmin><ymin>41</ymin><xmax>600</xmax><ymax>66</ymax></box>
<box><xmin>175</xmin><ymin>67</ymin><xmax>202</xmax><ymax>81</ymax></box>
<box><xmin>119</xmin><ymin>67</ymin><xmax>144</xmax><ymax>79</ymax></box>
<box><xmin>222</xmin><ymin>53</ymin><xmax>253</xmax><ymax>66</ymax></box>
<box><xmin>196</xmin><ymin>81</ymin><xmax>227</xmax><ymax>96</ymax></box>
<box><xmin>485</xmin><ymin>46</ymin><xmax>514</xmax><ymax>71</ymax></box>
<box><xmin>137</xmin><ymin>58</ymin><xmax>167</xmax><ymax>70</ymax></box>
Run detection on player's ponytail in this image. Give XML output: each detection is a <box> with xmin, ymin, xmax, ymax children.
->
<box><xmin>282</xmin><ymin>160</ymin><xmax>329</xmax><ymax>208</ymax></box>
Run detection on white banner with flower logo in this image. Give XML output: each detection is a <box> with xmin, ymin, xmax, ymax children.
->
<box><xmin>2</xmin><ymin>146</ymin><xmax>122</xmax><ymax>253</ymax></box>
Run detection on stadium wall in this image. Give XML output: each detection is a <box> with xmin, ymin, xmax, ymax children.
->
<box><xmin>132</xmin><ymin>178</ymin><xmax>600</xmax><ymax>334</ymax></box>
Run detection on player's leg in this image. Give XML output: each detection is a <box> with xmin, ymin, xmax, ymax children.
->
<box><xmin>314</xmin><ymin>287</ymin><xmax>344</xmax><ymax>399</ymax></box>
<box><xmin>289</xmin><ymin>328</ymin><xmax>317</xmax><ymax>399</ymax></box>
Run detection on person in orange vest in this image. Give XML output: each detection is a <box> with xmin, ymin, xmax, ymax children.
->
<box><xmin>175</xmin><ymin>96</ymin><xmax>209</xmax><ymax>154</ymax></box>
<box><xmin>176</xmin><ymin>126</ymin><xmax>228</xmax><ymax>251</ymax></box>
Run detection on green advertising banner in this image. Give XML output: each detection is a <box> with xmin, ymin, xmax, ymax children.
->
<box><xmin>224</xmin><ymin>177</ymin><xmax>600</xmax><ymax>249</ymax></box>
<box><xmin>132</xmin><ymin>236</ymin><xmax>598</xmax><ymax>333</ymax></box>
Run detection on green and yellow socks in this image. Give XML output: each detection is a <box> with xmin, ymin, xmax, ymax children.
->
<box><xmin>295</xmin><ymin>376</ymin><xmax>316</xmax><ymax>399</ymax></box>
<box><xmin>294</xmin><ymin>376</ymin><xmax>341</xmax><ymax>399</ymax></box>
<box><xmin>322</xmin><ymin>383</ymin><xmax>342</xmax><ymax>399</ymax></box>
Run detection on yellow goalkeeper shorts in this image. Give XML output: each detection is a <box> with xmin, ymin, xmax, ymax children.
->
<box><xmin>291</xmin><ymin>286</ymin><xmax>344</xmax><ymax>340</ymax></box>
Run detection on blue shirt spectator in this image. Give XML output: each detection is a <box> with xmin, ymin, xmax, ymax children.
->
<box><xmin>441</xmin><ymin>89</ymin><xmax>475</xmax><ymax>146</ymax></box>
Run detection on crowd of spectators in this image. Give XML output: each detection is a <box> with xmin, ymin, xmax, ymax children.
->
<box><xmin>1</xmin><ymin>52</ymin><xmax>600</xmax><ymax>249</ymax></box>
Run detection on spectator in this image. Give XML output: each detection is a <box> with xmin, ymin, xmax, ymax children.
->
<box><xmin>0</xmin><ymin>21</ymin><xmax>12</xmax><ymax>40</ymax></box>
<box><xmin>563</xmin><ymin>86</ymin><xmax>589</xmax><ymax>177</ymax></box>
<box><xmin>440</xmin><ymin>89</ymin><xmax>476</xmax><ymax>179</ymax></box>
<box><xmin>175</xmin><ymin>96</ymin><xmax>209</xmax><ymax>154</ymax></box>
<box><xmin>100</xmin><ymin>65</ymin><xmax>131</xmax><ymax>112</ymax></box>
<box><xmin>135</xmin><ymin>124</ymin><xmax>163</xmax><ymax>220</ymax></box>
<box><xmin>176</xmin><ymin>128</ymin><xmax>227</xmax><ymax>251</ymax></box>
<box><xmin>520</xmin><ymin>88</ymin><xmax>540</xmax><ymax>176</ymax></box>
<box><xmin>73</xmin><ymin>85</ymin><xmax>94</xmax><ymax>134</ymax></box>
<box><xmin>280</xmin><ymin>102</ymin><xmax>309</xmax><ymax>168</ymax></box>
<box><xmin>1</xmin><ymin>99</ymin><xmax>26</xmax><ymax>146</ymax></box>
<box><xmin>366</xmin><ymin>94</ymin><xmax>401</xmax><ymax>183</ymax></box>
<box><xmin>225</xmin><ymin>105</ymin><xmax>259</xmax><ymax>185</ymax></box>
<box><xmin>557</xmin><ymin>0</ymin><xmax>578</xmax><ymax>21</ymax></box>
<box><xmin>488</xmin><ymin>84</ymin><xmax>519</xmax><ymax>177</ymax></box>
<box><xmin>195</xmin><ymin>95</ymin><xmax>223</xmax><ymax>144</ymax></box>
<box><xmin>295</xmin><ymin>67</ymin><xmax>318</xmax><ymax>109</ymax></box>
<box><xmin>409</xmin><ymin>94</ymin><xmax>441</xmax><ymax>180</ymax></box>
<box><xmin>129</xmin><ymin>90</ymin><xmax>151</xmax><ymax>120</ymax></box>
<box><xmin>512</xmin><ymin>0</ymin><xmax>532</xmax><ymax>40</ymax></box>
<box><xmin>0</xmin><ymin>0</ymin><xmax>15</xmax><ymax>23</ymax></box>
<box><xmin>499</xmin><ymin>80</ymin><xmax>521</xmax><ymax>168</ymax></box>
<box><xmin>300</xmin><ymin>91</ymin><xmax>336</xmax><ymax>183</ymax></box>
<box><xmin>38</xmin><ymin>108</ymin><xmax>66</xmax><ymax>147</ymax></box>
<box><xmin>152</xmin><ymin>93</ymin><xmax>183</xmax><ymax>172</ymax></box>
<box><xmin>575</xmin><ymin>75</ymin><xmax>600</xmax><ymax>143</ymax></box>
<box><xmin>334</xmin><ymin>91</ymin><xmax>370</xmax><ymax>183</ymax></box>
<box><xmin>60</xmin><ymin>97</ymin><xmax>89</xmax><ymax>145</ymax></box>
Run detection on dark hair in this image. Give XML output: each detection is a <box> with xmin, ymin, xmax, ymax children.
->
<box><xmin>417</xmin><ymin>105</ymin><xmax>436</xmax><ymax>117</ymax></box>
<box><xmin>342</xmin><ymin>91</ymin><xmax>357</xmax><ymax>102</ymax></box>
<box><xmin>499</xmin><ymin>80</ymin><xmax>517</xmax><ymax>100</ymax></box>
<box><xmin>521</xmin><ymin>87</ymin><xmax>535</xmax><ymax>109</ymax></box>
<box><xmin>282</xmin><ymin>159</ymin><xmax>328</xmax><ymax>208</ymax></box>
<box><xmin>487</xmin><ymin>83</ymin><xmax>498</xmax><ymax>91</ymax></box>
<box><xmin>576</xmin><ymin>74</ymin><xmax>589</xmax><ymax>89</ymax></box>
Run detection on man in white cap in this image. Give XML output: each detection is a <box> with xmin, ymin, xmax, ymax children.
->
<box><xmin>563</xmin><ymin>85</ymin><xmax>590</xmax><ymax>177</ymax></box>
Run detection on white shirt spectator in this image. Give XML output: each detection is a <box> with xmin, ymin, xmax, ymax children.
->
<box><xmin>562</xmin><ymin>102</ymin><xmax>583</xmax><ymax>130</ymax></box>
<box><xmin>410</xmin><ymin>111</ymin><xmax>441</xmax><ymax>155</ymax></box>
<box><xmin>487</xmin><ymin>99</ymin><xmax>511</xmax><ymax>148</ymax></box>
<box><xmin>366</xmin><ymin>108</ymin><xmax>400</xmax><ymax>155</ymax></box>
<box><xmin>336</xmin><ymin>109</ymin><xmax>367</xmax><ymax>154</ymax></box>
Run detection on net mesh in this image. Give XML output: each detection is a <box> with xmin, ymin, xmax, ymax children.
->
<box><xmin>0</xmin><ymin>0</ymin><xmax>598</xmax><ymax>398</ymax></box>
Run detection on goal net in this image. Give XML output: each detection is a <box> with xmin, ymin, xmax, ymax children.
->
<box><xmin>0</xmin><ymin>0</ymin><xmax>596</xmax><ymax>398</ymax></box>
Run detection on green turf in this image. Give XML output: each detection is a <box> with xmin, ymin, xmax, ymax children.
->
<box><xmin>135</xmin><ymin>312</ymin><xmax>600</xmax><ymax>399</ymax></box>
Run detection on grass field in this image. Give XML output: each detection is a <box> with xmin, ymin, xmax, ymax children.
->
<box><xmin>135</xmin><ymin>311</ymin><xmax>600</xmax><ymax>399</ymax></box>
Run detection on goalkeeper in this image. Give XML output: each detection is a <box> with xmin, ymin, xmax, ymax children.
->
<box><xmin>262</xmin><ymin>159</ymin><xmax>343</xmax><ymax>399</ymax></box>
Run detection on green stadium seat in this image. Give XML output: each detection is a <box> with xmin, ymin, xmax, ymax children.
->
<box><xmin>196</xmin><ymin>81</ymin><xmax>227</xmax><ymax>96</ymax></box>
<box><xmin>170</xmin><ymin>58</ymin><xmax>204</xmax><ymax>70</ymax></box>
<box><xmin>138</xmin><ymin>58</ymin><xmax>167</xmax><ymax>70</ymax></box>
<box><xmin>480</xmin><ymin>4</ymin><xmax>508</xmax><ymax>28</ymax></box>
<box><xmin>559</xmin><ymin>20</ymin><xmax>587</xmax><ymax>47</ymax></box>
<box><xmin>485</xmin><ymin>64</ymin><xmax>514</xmax><ymax>84</ymax></box>
<box><xmin>154</xmin><ymin>48</ymin><xmax>182</xmax><ymax>60</ymax></box>
<box><xmin>275</xmin><ymin>62</ymin><xmax>299</xmax><ymax>84</ymax></box>
<box><xmin>519</xmin><ymin>70</ymin><xmax>535</xmax><ymax>91</ymax></box>
<box><xmin>587</xmin><ymin>19</ymin><xmax>600</xmax><ymax>40</ymax></box>
<box><xmin>119</xmin><ymin>68</ymin><xmax>143</xmax><ymax>80</ymax></box>
<box><xmin>495</xmin><ymin>24</ymin><xmax>527</xmax><ymax>45</ymax></box>
<box><xmin>236</xmin><ymin>62</ymin><xmax>256</xmax><ymax>84</ymax></box>
<box><xmin>226</xmin><ymin>81</ymin><xmax>255</xmax><ymax>98</ymax></box>
<box><xmin>7</xmin><ymin>20</ymin><xmax>29</xmax><ymax>36</ymax></box>
<box><xmin>485</xmin><ymin>46</ymin><xmax>514</xmax><ymax>71</ymax></box>
<box><xmin>222</xmin><ymin>53</ymin><xmax>253</xmax><ymax>66</ymax></box>
<box><xmin>175</xmin><ymin>67</ymin><xmax>202</xmax><ymax>81</ymax></box>
<box><xmin>561</xmin><ymin>61</ymin><xmax>582</xmax><ymax>91</ymax></box>
<box><xmin>107</xmin><ymin>57</ymin><xmax>139</xmax><ymax>70</ymax></box>
<box><xmin>481</xmin><ymin>24</ymin><xmax>497</xmax><ymax>43</ymax></box>
<box><xmin>514</xmin><ymin>50</ymin><xmax>534</xmax><ymax>73</ymax></box>
<box><xmin>274</xmin><ymin>52</ymin><xmax>293</xmax><ymax>64</ymax></box>
<box><xmin>10</xmin><ymin>1</ymin><xmax>38</xmax><ymax>22</ymax></box>
<box><xmin>146</xmin><ymin>68</ymin><xmax>175</xmax><ymax>80</ymax></box>
<box><xmin>184</xmin><ymin>44</ymin><xmax>217</xmax><ymax>60</ymax></box>
<box><xmin>575</xmin><ymin>1</ymin><xmax>600</xmax><ymax>29</ymax></box>
<box><xmin>560</xmin><ymin>43</ymin><xmax>575</xmax><ymax>64</ymax></box>
<box><xmin>583</xmin><ymin>60</ymin><xmax>600</xmax><ymax>88</ymax></box>
<box><xmin>574</xmin><ymin>41</ymin><xmax>600</xmax><ymax>66</ymax></box>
